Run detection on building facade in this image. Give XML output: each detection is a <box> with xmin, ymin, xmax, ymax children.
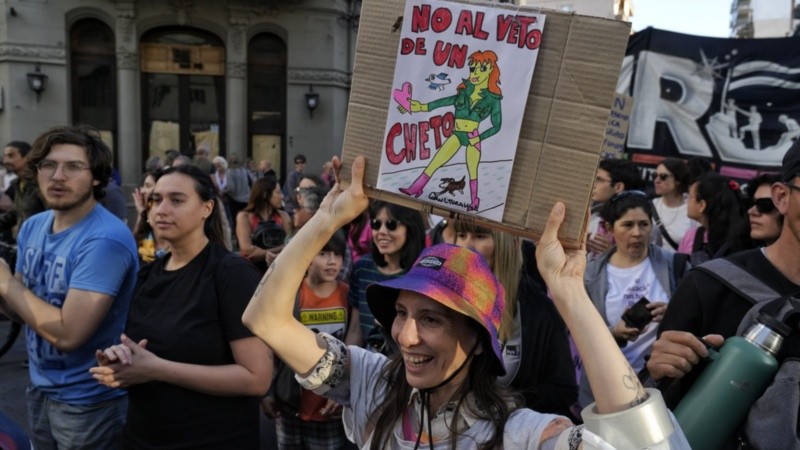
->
<box><xmin>0</xmin><ymin>0</ymin><xmax>360</xmax><ymax>191</ymax></box>
<box><xmin>520</xmin><ymin>0</ymin><xmax>630</xmax><ymax>21</ymax></box>
<box><xmin>730</xmin><ymin>0</ymin><xmax>796</xmax><ymax>38</ymax></box>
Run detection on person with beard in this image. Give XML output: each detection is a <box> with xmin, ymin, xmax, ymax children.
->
<box><xmin>0</xmin><ymin>141</ymin><xmax>45</xmax><ymax>241</ymax></box>
<box><xmin>0</xmin><ymin>126</ymin><xmax>138</xmax><ymax>449</ymax></box>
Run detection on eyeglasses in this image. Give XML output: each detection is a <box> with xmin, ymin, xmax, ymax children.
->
<box><xmin>610</xmin><ymin>190</ymin><xmax>648</xmax><ymax>202</ymax></box>
<box><xmin>654</xmin><ymin>173</ymin><xmax>673</xmax><ymax>181</ymax></box>
<box><xmin>370</xmin><ymin>219</ymin><xmax>399</xmax><ymax>231</ymax></box>
<box><xmin>595</xmin><ymin>176</ymin><xmax>613</xmax><ymax>184</ymax></box>
<box><xmin>785</xmin><ymin>182</ymin><xmax>800</xmax><ymax>193</ymax></box>
<box><xmin>750</xmin><ymin>197</ymin><xmax>777</xmax><ymax>214</ymax></box>
<box><xmin>36</xmin><ymin>160</ymin><xmax>91</xmax><ymax>178</ymax></box>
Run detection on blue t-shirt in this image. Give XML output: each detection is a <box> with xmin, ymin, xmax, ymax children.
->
<box><xmin>16</xmin><ymin>204</ymin><xmax>138</xmax><ymax>404</ymax></box>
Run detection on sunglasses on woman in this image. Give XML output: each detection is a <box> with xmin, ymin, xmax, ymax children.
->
<box><xmin>654</xmin><ymin>173</ymin><xmax>673</xmax><ymax>181</ymax></box>
<box><xmin>370</xmin><ymin>219</ymin><xmax>399</xmax><ymax>231</ymax></box>
<box><xmin>750</xmin><ymin>197</ymin><xmax>776</xmax><ymax>214</ymax></box>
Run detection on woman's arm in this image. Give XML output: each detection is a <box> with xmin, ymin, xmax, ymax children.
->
<box><xmin>478</xmin><ymin>99</ymin><xmax>502</xmax><ymax>142</ymax></box>
<box><xmin>91</xmin><ymin>335</ymin><xmax>272</xmax><ymax>396</ymax></box>
<box><xmin>242</xmin><ymin>157</ymin><xmax>369</xmax><ymax>376</ymax></box>
<box><xmin>536</xmin><ymin>203</ymin><xmax>646</xmax><ymax>413</ymax></box>
<box><xmin>235</xmin><ymin>211</ymin><xmax>263</xmax><ymax>260</ymax></box>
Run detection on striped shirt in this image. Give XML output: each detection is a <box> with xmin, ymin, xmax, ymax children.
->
<box><xmin>347</xmin><ymin>255</ymin><xmax>405</xmax><ymax>342</ymax></box>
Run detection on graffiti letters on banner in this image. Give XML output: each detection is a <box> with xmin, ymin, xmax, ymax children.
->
<box><xmin>622</xmin><ymin>28</ymin><xmax>800</xmax><ymax>179</ymax></box>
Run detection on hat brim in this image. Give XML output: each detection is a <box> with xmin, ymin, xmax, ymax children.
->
<box><xmin>366</xmin><ymin>274</ymin><xmax>505</xmax><ymax>376</ymax></box>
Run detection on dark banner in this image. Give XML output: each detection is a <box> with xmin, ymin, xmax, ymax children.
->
<box><xmin>622</xmin><ymin>27</ymin><xmax>800</xmax><ymax>179</ymax></box>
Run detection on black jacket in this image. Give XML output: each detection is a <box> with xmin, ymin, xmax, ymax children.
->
<box><xmin>509</xmin><ymin>272</ymin><xmax>578</xmax><ymax>418</ymax></box>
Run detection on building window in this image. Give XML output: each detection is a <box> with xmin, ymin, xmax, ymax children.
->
<box><xmin>70</xmin><ymin>19</ymin><xmax>117</xmax><ymax>153</ymax></box>
<box><xmin>248</xmin><ymin>33</ymin><xmax>287</xmax><ymax>181</ymax></box>
<box><xmin>140</xmin><ymin>27</ymin><xmax>225</xmax><ymax>163</ymax></box>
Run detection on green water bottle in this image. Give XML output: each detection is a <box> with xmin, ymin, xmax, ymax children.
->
<box><xmin>674</xmin><ymin>313</ymin><xmax>789</xmax><ymax>450</ymax></box>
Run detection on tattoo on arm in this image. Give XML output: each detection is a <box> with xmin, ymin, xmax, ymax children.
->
<box><xmin>623</xmin><ymin>366</ymin><xmax>648</xmax><ymax>407</ymax></box>
<box><xmin>251</xmin><ymin>262</ymin><xmax>276</xmax><ymax>300</ymax></box>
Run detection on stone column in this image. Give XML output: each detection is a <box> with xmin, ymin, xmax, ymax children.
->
<box><xmin>226</xmin><ymin>8</ymin><xmax>249</xmax><ymax>163</ymax></box>
<box><xmin>115</xmin><ymin>2</ymin><xmax>140</xmax><ymax>185</ymax></box>
<box><xmin>114</xmin><ymin>2</ymin><xmax>140</xmax><ymax>225</ymax></box>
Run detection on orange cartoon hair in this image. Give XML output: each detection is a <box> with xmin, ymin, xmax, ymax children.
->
<box><xmin>458</xmin><ymin>50</ymin><xmax>502</xmax><ymax>95</ymax></box>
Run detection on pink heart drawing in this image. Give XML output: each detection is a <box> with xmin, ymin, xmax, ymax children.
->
<box><xmin>393</xmin><ymin>82</ymin><xmax>413</xmax><ymax>114</ymax></box>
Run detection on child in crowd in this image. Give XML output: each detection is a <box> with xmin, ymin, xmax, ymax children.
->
<box><xmin>268</xmin><ymin>231</ymin><xmax>352</xmax><ymax>449</ymax></box>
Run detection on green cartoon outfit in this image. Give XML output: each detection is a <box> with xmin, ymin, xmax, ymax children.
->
<box><xmin>429</xmin><ymin>82</ymin><xmax>502</xmax><ymax>147</ymax></box>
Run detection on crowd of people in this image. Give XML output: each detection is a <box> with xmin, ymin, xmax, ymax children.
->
<box><xmin>0</xmin><ymin>124</ymin><xmax>797</xmax><ymax>449</ymax></box>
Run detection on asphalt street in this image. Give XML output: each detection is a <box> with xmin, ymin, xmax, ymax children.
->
<box><xmin>0</xmin><ymin>320</ymin><xmax>280</xmax><ymax>448</ymax></box>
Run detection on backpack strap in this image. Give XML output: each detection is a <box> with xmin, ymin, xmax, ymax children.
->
<box><xmin>694</xmin><ymin>258</ymin><xmax>780</xmax><ymax>306</ymax></box>
<box><xmin>691</xmin><ymin>226</ymin><xmax>706</xmax><ymax>253</ymax></box>
<box><xmin>651</xmin><ymin>205</ymin><xmax>679</xmax><ymax>250</ymax></box>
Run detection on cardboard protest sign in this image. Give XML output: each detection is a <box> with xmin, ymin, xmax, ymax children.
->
<box><xmin>601</xmin><ymin>93</ymin><xmax>633</xmax><ymax>159</ymax></box>
<box><xmin>340</xmin><ymin>0</ymin><xmax>631</xmax><ymax>248</ymax></box>
<box><xmin>377</xmin><ymin>1</ymin><xmax>545</xmax><ymax>221</ymax></box>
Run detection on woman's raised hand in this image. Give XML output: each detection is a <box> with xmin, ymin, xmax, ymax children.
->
<box><xmin>535</xmin><ymin>203</ymin><xmax>587</xmax><ymax>294</ymax></box>
<box><xmin>316</xmin><ymin>156</ymin><xmax>369</xmax><ymax>230</ymax></box>
<box><xmin>132</xmin><ymin>187</ymin><xmax>147</xmax><ymax>214</ymax></box>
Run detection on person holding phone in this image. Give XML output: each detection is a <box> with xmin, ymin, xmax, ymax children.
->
<box><xmin>579</xmin><ymin>190</ymin><xmax>689</xmax><ymax>408</ymax></box>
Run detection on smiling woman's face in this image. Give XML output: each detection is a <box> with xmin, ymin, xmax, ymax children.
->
<box><xmin>391</xmin><ymin>291</ymin><xmax>478</xmax><ymax>392</ymax></box>
<box><xmin>371</xmin><ymin>208</ymin><xmax>407</xmax><ymax>257</ymax></box>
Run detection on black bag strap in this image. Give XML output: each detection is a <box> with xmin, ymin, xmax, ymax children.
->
<box><xmin>692</xmin><ymin>226</ymin><xmax>706</xmax><ymax>253</ymax></box>
<box><xmin>651</xmin><ymin>205</ymin><xmax>679</xmax><ymax>250</ymax></box>
<box><xmin>694</xmin><ymin>258</ymin><xmax>780</xmax><ymax>306</ymax></box>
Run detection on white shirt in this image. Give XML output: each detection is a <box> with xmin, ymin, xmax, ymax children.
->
<box><xmin>652</xmin><ymin>197</ymin><xmax>694</xmax><ymax>250</ymax></box>
<box><xmin>605</xmin><ymin>258</ymin><xmax>669</xmax><ymax>372</ymax></box>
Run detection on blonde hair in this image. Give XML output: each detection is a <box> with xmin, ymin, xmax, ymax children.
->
<box><xmin>453</xmin><ymin>221</ymin><xmax>521</xmax><ymax>342</ymax></box>
<box><xmin>212</xmin><ymin>156</ymin><xmax>228</xmax><ymax>169</ymax></box>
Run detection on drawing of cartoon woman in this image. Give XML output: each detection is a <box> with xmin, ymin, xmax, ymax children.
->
<box><xmin>398</xmin><ymin>50</ymin><xmax>503</xmax><ymax>211</ymax></box>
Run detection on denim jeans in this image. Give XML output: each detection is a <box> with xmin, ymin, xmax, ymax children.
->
<box><xmin>27</xmin><ymin>385</ymin><xmax>127</xmax><ymax>450</ymax></box>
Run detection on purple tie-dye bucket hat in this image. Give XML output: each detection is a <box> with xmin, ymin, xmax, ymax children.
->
<box><xmin>366</xmin><ymin>243</ymin><xmax>506</xmax><ymax>375</ymax></box>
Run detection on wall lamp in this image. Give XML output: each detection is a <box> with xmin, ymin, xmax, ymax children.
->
<box><xmin>27</xmin><ymin>62</ymin><xmax>48</xmax><ymax>102</ymax></box>
<box><xmin>305</xmin><ymin>85</ymin><xmax>319</xmax><ymax>119</ymax></box>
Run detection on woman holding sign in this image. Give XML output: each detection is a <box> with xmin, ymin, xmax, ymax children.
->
<box><xmin>243</xmin><ymin>156</ymin><xmax>690</xmax><ymax>449</ymax></box>
<box><xmin>399</xmin><ymin>50</ymin><xmax>502</xmax><ymax>212</ymax></box>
